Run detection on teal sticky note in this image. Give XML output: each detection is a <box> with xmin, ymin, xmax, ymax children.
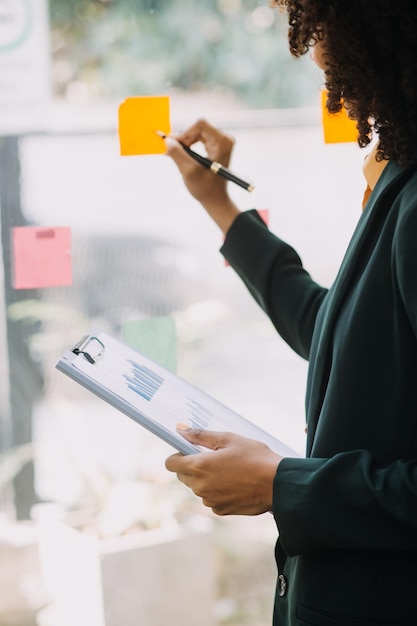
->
<box><xmin>122</xmin><ymin>317</ymin><xmax>177</xmax><ymax>373</ymax></box>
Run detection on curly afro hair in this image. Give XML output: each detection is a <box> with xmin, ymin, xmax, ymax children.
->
<box><xmin>273</xmin><ymin>0</ymin><xmax>417</xmax><ymax>165</ymax></box>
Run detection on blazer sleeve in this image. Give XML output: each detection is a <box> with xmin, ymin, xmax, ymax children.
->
<box><xmin>273</xmin><ymin>453</ymin><xmax>417</xmax><ymax>554</ymax></box>
<box><xmin>221</xmin><ymin>210</ymin><xmax>328</xmax><ymax>359</ymax></box>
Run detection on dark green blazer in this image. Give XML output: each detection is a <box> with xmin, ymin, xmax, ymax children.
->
<box><xmin>221</xmin><ymin>160</ymin><xmax>417</xmax><ymax>626</ymax></box>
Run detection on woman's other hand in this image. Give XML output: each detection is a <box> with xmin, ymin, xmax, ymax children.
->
<box><xmin>165</xmin><ymin>426</ymin><xmax>283</xmax><ymax>516</ymax></box>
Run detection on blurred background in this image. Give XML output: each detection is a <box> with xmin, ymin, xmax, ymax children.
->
<box><xmin>0</xmin><ymin>1</ymin><xmax>366</xmax><ymax>625</ymax></box>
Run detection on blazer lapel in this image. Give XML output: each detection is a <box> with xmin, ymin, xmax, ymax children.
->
<box><xmin>305</xmin><ymin>161</ymin><xmax>414</xmax><ymax>454</ymax></box>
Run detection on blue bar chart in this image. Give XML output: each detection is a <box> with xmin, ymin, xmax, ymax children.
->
<box><xmin>185</xmin><ymin>399</ymin><xmax>212</xmax><ymax>429</ymax></box>
<box><xmin>123</xmin><ymin>359</ymin><xmax>164</xmax><ymax>401</ymax></box>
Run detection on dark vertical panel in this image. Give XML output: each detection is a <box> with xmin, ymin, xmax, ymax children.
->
<box><xmin>0</xmin><ymin>136</ymin><xmax>44</xmax><ymax>519</ymax></box>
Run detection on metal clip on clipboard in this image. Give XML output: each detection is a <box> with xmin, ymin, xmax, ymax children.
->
<box><xmin>72</xmin><ymin>334</ymin><xmax>105</xmax><ymax>364</ymax></box>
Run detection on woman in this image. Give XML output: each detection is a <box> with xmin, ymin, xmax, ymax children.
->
<box><xmin>164</xmin><ymin>2</ymin><xmax>417</xmax><ymax>624</ymax></box>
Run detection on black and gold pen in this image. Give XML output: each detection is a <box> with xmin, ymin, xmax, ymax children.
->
<box><xmin>156</xmin><ymin>130</ymin><xmax>254</xmax><ymax>192</ymax></box>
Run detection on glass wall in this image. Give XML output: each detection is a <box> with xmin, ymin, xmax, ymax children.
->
<box><xmin>0</xmin><ymin>2</ymin><xmax>365</xmax><ymax>625</ymax></box>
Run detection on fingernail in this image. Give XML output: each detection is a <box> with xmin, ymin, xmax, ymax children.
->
<box><xmin>177</xmin><ymin>422</ymin><xmax>192</xmax><ymax>431</ymax></box>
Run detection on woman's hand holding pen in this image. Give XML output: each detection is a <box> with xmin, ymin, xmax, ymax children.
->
<box><xmin>164</xmin><ymin>119</ymin><xmax>241</xmax><ymax>235</ymax></box>
<box><xmin>165</xmin><ymin>425</ymin><xmax>283</xmax><ymax>516</ymax></box>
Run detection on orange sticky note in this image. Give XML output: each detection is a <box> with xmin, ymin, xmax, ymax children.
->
<box><xmin>321</xmin><ymin>90</ymin><xmax>358</xmax><ymax>144</ymax></box>
<box><xmin>12</xmin><ymin>226</ymin><xmax>72</xmax><ymax>289</ymax></box>
<box><xmin>118</xmin><ymin>96</ymin><xmax>171</xmax><ymax>156</ymax></box>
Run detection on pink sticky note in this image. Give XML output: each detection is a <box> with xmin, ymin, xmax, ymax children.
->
<box><xmin>224</xmin><ymin>209</ymin><xmax>269</xmax><ymax>266</ymax></box>
<box><xmin>257</xmin><ymin>209</ymin><xmax>270</xmax><ymax>225</ymax></box>
<box><xmin>12</xmin><ymin>226</ymin><xmax>72</xmax><ymax>289</ymax></box>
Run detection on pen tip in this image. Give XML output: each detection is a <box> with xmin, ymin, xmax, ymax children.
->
<box><xmin>155</xmin><ymin>130</ymin><xmax>167</xmax><ymax>139</ymax></box>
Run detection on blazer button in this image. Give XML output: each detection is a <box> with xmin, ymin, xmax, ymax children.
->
<box><xmin>278</xmin><ymin>574</ymin><xmax>288</xmax><ymax>597</ymax></box>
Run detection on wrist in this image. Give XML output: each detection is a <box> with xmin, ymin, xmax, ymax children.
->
<box><xmin>202</xmin><ymin>196</ymin><xmax>241</xmax><ymax>235</ymax></box>
<box><xmin>261</xmin><ymin>452</ymin><xmax>284</xmax><ymax>512</ymax></box>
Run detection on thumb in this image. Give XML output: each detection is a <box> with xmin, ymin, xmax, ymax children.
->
<box><xmin>176</xmin><ymin>423</ymin><xmax>229</xmax><ymax>451</ymax></box>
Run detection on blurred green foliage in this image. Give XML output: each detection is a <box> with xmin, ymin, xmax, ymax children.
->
<box><xmin>48</xmin><ymin>0</ymin><xmax>320</xmax><ymax>108</ymax></box>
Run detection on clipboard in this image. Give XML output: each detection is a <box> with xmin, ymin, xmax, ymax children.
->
<box><xmin>56</xmin><ymin>330</ymin><xmax>300</xmax><ymax>457</ymax></box>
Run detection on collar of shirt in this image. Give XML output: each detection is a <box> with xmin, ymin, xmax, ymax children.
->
<box><xmin>362</xmin><ymin>142</ymin><xmax>389</xmax><ymax>209</ymax></box>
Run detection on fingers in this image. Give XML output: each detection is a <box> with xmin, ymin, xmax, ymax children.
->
<box><xmin>164</xmin><ymin>136</ymin><xmax>198</xmax><ymax>173</ymax></box>
<box><xmin>164</xmin><ymin>452</ymin><xmax>201</xmax><ymax>494</ymax></box>
<box><xmin>164</xmin><ymin>427</ymin><xmax>231</xmax><ymax>482</ymax></box>
<box><xmin>165</xmin><ymin>451</ymin><xmax>183</xmax><ymax>471</ymax></box>
<box><xmin>161</xmin><ymin>119</ymin><xmax>237</xmax><ymax>218</ymax></box>
<box><xmin>165</xmin><ymin>431</ymin><xmax>282</xmax><ymax>516</ymax></box>
<box><xmin>173</xmin><ymin>118</ymin><xmax>235</xmax><ymax>165</ymax></box>
<box><xmin>176</xmin><ymin>424</ymin><xmax>232</xmax><ymax>451</ymax></box>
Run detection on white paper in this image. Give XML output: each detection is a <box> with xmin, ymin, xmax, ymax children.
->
<box><xmin>70</xmin><ymin>331</ymin><xmax>300</xmax><ymax>458</ymax></box>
